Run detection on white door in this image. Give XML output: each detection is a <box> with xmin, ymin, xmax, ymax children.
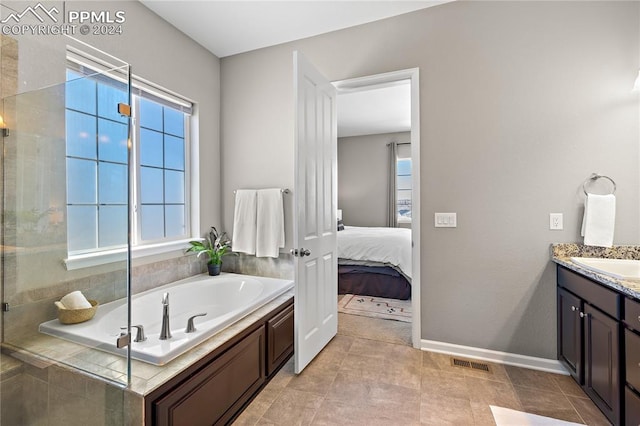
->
<box><xmin>293</xmin><ymin>51</ymin><xmax>338</xmax><ymax>374</ymax></box>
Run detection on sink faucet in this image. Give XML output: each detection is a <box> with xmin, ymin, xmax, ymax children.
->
<box><xmin>160</xmin><ymin>292</ymin><xmax>172</xmax><ymax>340</ymax></box>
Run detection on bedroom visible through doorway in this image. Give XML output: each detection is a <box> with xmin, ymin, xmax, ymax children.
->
<box><xmin>333</xmin><ymin>68</ymin><xmax>421</xmax><ymax>348</ymax></box>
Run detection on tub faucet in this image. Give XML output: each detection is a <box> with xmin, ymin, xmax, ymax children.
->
<box><xmin>160</xmin><ymin>292</ymin><xmax>172</xmax><ymax>340</ymax></box>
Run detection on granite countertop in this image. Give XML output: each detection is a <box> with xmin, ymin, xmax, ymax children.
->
<box><xmin>2</xmin><ymin>289</ymin><xmax>294</xmax><ymax>397</ymax></box>
<box><xmin>551</xmin><ymin>243</ymin><xmax>640</xmax><ymax>298</ymax></box>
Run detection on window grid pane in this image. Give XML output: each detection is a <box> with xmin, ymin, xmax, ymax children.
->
<box><xmin>138</xmin><ymin>98</ymin><xmax>187</xmax><ymax>242</ymax></box>
<box><xmin>66</xmin><ymin>71</ymin><xmax>128</xmax><ymax>253</ymax></box>
<box><xmin>396</xmin><ymin>159</ymin><xmax>412</xmax><ymax>222</ymax></box>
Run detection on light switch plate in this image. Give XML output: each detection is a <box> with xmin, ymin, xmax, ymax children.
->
<box><xmin>435</xmin><ymin>212</ymin><xmax>457</xmax><ymax>228</ymax></box>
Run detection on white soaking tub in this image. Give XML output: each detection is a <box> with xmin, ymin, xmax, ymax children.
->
<box><xmin>39</xmin><ymin>273</ymin><xmax>294</xmax><ymax>365</ymax></box>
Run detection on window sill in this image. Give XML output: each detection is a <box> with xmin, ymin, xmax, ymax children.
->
<box><xmin>63</xmin><ymin>239</ymin><xmax>193</xmax><ymax>271</ymax></box>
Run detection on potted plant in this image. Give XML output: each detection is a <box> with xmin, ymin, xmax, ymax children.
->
<box><xmin>186</xmin><ymin>227</ymin><xmax>232</xmax><ymax>276</ymax></box>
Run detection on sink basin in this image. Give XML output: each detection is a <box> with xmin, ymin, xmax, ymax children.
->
<box><xmin>570</xmin><ymin>257</ymin><xmax>640</xmax><ymax>280</ymax></box>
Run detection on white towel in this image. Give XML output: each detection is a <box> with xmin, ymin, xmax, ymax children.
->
<box><xmin>60</xmin><ymin>291</ymin><xmax>91</xmax><ymax>310</ymax></box>
<box><xmin>232</xmin><ymin>189</ymin><xmax>258</xmax><ymax>255</ymax></box>
<box><xmin>581</xmin><ymin>193</ymin><xmax>616</xmax><ymax>248</ymax></box>
<box><xmin>256</xmin><ymin>189</ymin><xmax>285</xmax><ymax>258</ymax></box>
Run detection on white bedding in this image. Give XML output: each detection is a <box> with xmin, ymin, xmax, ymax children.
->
<box><xmin>337</xmin><ymin>226</ymin><xmax>412</xmax><ymax>279</ymax></box>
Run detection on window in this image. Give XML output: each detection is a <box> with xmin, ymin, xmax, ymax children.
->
<box><xmin>65</xmin><ymin>58</ymin><xmax>192</xmax><ymax>263</ymax></box>
<box><xmin>397</xmin><ymin>158</ymin><xmax>412</xmax><ymax>223</ymax></box>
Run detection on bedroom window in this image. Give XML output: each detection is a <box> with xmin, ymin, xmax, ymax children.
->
<box><xmin>397</xmin><ymin>158</ymin><xmax>412</xmax><ymax>223</ymax></box>
<box><xmin>65</xmin><ymin>53</ymin><xmax>193</xmax><ymax>267</ymax></box>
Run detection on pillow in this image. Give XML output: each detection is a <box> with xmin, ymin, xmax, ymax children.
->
<box><xmin>337</xmin><ymin>219</ymin><xmax>345</xmax><ymax>231</ymax></box>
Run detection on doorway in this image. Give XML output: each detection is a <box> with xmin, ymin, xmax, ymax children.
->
<box><xmin>333</xmin><ymin>68</ymin><xmax>421</xmax><ymax>348</ymax></box>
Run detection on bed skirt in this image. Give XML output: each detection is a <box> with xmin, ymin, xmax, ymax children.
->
<box><xmin>338</xmin><ymin>265</ymin><xmax>411</xmax><ymax>300</ymax></box>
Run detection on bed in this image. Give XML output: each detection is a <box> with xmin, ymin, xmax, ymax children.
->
<box><xmin>337</xmin><ymin>226</ymin><xmax>412</xmax><ymax>300</ymax></box>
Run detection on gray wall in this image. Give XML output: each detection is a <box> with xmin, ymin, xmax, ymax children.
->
<box><xmin>338</xmin><ymin>132</ymin><xmax>409</xmax><ymax>227</ymax></box>
<box><xmin>221</xmin><ymin>1</ymin><xmax>640</xmax><ymax>359</ymax></box>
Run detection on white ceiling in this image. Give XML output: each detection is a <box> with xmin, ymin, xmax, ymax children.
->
<box><xmin>141</xmin><ymin>1</ymin><xmax>439</xmax><ymax>137</ymax></box>
<box><xmin>337</xmin><ymin>81</ymin><xmax>411</xmax><ymax>138</ymax></box>
<box><xmin>141</xmin><ymin>1</ymin><xmax>450</xmax><ymax>58</ymax></box>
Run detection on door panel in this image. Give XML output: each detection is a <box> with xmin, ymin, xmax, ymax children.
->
<box><xmin>558</xmin><ymin>288</ymin><xmax>583</xmax><ymax>383</ymax></box>
<box><xmin>293</xmin><ymin>51</ymin><xmax>337</xmax><ymax>373</ymax></box>
<box><xmin>584</xmin><ymin>304</ymin><xmax>620</xmax><ymax>425</ymax></box>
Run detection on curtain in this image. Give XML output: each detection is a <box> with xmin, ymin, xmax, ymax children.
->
<box><xmin>387</xmin><ymin>142</ymin><xmax>398</xmax><ymax>227</ymax></box>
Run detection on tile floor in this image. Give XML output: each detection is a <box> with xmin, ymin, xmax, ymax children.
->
<box><xmin>234</xmin><ymin>313</ymin><xmax>611</xmax><ymax>425</ymax></box>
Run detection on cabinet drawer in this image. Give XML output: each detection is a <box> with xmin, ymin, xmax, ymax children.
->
<box><xmin>153</xmin><ymin>326</ymin><xmax>265</xmax><ymax>426</ymax></box>
<box><xmin>626</xmin><ymin>387</ymin><xmax>640</xmax><ymax>426</ymax></box>
<box><xmin>558</xmin><ymin>267</ymin><xmax>621</xmax><ymax>319</ymax></box>
<box><xmin>626</xmin><ymin>298</ymin><xmax>640</xmax><ymax>331</ymax></box>
<box><xmin>627</xmin><ymin>329</ymin><xmax>640</xmax><ymax>392</ymax></box>
<box><xmin>266</xmin><ymin>302</ymin><xmax>294</xmax><ymax>376</ymax></box>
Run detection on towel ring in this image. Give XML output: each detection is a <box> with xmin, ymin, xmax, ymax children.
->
<box><xmin>582</xmin><ymin>173</ymin><xmax>616</xmax><ymax>196</ymax></box>
<box><xmin>233</xmin><ymin>188</ymin><xmax>290</xmax><ymax>194</ymax></box>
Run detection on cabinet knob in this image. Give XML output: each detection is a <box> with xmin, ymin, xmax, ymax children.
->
<box><xmin>637</xmin><ymin>315</ymin><xmax>640</xmax><ymax>323</ymax></box>
<box><xmin>579</xmin><ymin>312</ymin><xmax>586</xmax><ymax>318</ymax></box>
<box><xmin>571</xmin><ymin>306</ymin><xmax>577</xmax><ymax>312</ymax></box>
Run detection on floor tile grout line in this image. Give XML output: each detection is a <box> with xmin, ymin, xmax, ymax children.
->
<box><xmin>564</xmin><ymin>395</ymin><xmax>591</xmax><ymax>426</ymax></box>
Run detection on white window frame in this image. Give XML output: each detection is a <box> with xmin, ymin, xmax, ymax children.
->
<box><xmin>63</xmin><ymin>50</ymin><xmax>199</xmax><ymax>270</ymax></box>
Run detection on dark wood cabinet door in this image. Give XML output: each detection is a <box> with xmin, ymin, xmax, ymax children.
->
<box><xmin>266</xmin><ymin>302</ymin><xmax>294</xmax><ymax>376</ymax></box>
<box><xmin>626</xmin><ymin>329</ymin><xmax>640</xmax><ymax>392</ymax></box>
<box><xmin>584</xmin><ymin>304</ymin><xmax>620</xmax><ymax>426</ymax></box>
<box><xmin>153</xmin><ymin>326</ymin><xmax>265</xmax><ymax>426</ymax></box>
<box><xmin>558</xmin><ymin>287</ymin><xmax>583</xmax><ymax>383</ymax></box>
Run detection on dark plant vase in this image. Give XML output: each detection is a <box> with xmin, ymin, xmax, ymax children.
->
<box><xmin>207</xmin><ymin>263</ymin><xmax>221</xmax><ymax>276</ymax></box>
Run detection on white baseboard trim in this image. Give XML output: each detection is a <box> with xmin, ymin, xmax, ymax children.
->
<box><xmin>421</xmin><ymin>339</ymin><xmax>569</xmax><ymax>375</ymax></box>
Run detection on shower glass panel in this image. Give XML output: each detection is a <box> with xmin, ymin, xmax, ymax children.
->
<box><xmin>0</xmin><ymin>38</ymin><xmax>132</xmax><ymax>425</ymax></box>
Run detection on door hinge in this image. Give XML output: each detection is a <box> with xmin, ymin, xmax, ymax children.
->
<box><xmin>2</xmin><ymin>302</ymin><xmax>9</xmax><ymax>312</ymax></box>
<box><xmin>116</xmin><ymin>330</ymin><xmax>131</xmax><ymax>349</ymax></box>
<box><xmin>117</xmin><ymin>103</ymin><xmax>131</xmax><ymax>117</ymax></box>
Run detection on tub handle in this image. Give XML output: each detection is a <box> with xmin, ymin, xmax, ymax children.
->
<box><xmin>185</xmin><ymin>313</ymin><xmax>208</xmax><ymax>333</ymax></box>
<box><xmin>132</xmin><ymin>324</ymin><xmax>147</xmax><ymax>342</ymax></box>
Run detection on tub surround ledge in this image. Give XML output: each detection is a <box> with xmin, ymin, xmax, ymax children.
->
<box><xmin>551</xmin><ymin>243</ymin><xmax>640</xmax><ymax>298</ymax></box>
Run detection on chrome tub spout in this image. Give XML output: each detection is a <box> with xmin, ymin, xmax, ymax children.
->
<box><xmin>160</xmin><ymin>292</ymin><xmax>172</xmax><ymax>340</ymax></box>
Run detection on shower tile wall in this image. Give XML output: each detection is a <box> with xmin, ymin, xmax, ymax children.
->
<box><xmin>0</xmin><ymin>352</ymin><xmax>127</xmax><ymax>426</ymax></box>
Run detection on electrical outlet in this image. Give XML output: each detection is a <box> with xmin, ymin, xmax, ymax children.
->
<box><xmin>549</xmin><ymin>213</ymin><xmax>563</xmax><ymax>230</ymax></box>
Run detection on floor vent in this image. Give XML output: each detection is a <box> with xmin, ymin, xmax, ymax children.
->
<box><xmin>450</xmin><ymin>357</ymin><xmax>491</xmax><ymax>373</ymax></box>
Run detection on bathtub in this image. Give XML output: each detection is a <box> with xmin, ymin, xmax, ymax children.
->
<box><xmin>39</xmin><ymin>273</ymin><xmax>294</xmax><ymax>365</ymax></box>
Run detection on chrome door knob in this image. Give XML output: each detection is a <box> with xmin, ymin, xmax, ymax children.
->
<box><xmin>290</xmin><ymin>248</ymin><xmax>311</xmax><ymax>257</ymax></box>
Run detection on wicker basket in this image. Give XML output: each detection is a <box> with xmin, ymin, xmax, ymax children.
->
<box><xmin>57</xmin><ymin>300</ymin><xmax>99</xmax><ymax>324</ymax></box>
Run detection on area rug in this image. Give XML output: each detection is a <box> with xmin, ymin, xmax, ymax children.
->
<box><xmin>338</xmin><ymin>294</ymin><xmax>411</xmax><ymax>322</ymax></box>
<box><xmin>490</xmin><ymin>406</ymin><xmax>584</xmax><ymax>426</ymax></box>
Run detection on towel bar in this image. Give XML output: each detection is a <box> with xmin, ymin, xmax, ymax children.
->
<box><xmin>582</xmin><ymin>173</ymin><xmax>616</xmax><ymax>196</ymax></box>
<box><xmin>233</xmin><ymin>188</ymin><xmax>290</xmax><ymax>194</ymax></box>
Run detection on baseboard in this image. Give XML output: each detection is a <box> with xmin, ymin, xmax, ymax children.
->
<box><xmin>421</xmin><ymin>339</ymin><xmax>569</xmax><ymax>375</ymax></box>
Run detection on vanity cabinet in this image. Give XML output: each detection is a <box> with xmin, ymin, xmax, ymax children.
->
<box><xmin>145</xmin><ymin>297</ymin><xmax>294</xmax><ymax>426</ymax></box>
<box><xmin>557</xmin><ymin>266</ymin><xmax>621</xmax><ymax>425</ymax></box>
<box><xmin>624</xmin><ymin>298</ymin><xmax>640</xmax><ymax>425</ymax></box>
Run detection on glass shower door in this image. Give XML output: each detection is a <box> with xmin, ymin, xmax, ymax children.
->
<box><xmin>0</xmin><ymin>38</ymin><xmax>133</xmax><ymax>425</ymax></box>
